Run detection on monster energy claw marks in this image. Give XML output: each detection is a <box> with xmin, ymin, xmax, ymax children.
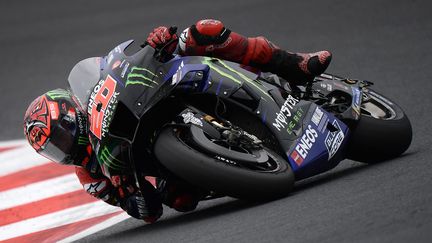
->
<box><xmin>125</xmin><ymin>66</ymin><xmax>158</xmax><ymax>88</ymax></box>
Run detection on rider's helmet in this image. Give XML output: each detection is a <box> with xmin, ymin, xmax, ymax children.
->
<box><xmin>23</xmin><ymin>89</ymin><xmax>90</xmax><ymax>165</ymax></box>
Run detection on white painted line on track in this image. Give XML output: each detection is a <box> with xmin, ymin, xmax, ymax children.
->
<box><xmin>0</xmin><ymin>144</ymin><xmax>49</xmax><ymax>176</ymax></box>
<box><xmin>58</xmin><ymin>212</ymin><xmax>130</xmax><ymax>243</ymax></box>
<box><xmin>0</xmin><ymin>201</ymin><xmax>121</xmax><ymax>241</ymax></box>
<box><xmin>0</xmin><ymin>173</ymin><xmax>80</xmax><ymax>210</ymax></box>
<box><xmin>0</xmin><ymin>139</ymin><xmax>27</xmax><ymax>147</ymax></box>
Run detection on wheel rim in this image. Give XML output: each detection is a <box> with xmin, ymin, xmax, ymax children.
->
<box><xmin>182</xmin><ymin>129</ymin><xmax>283</xmax><ymax>173</ymax></box>
<box><xmin>209</xmin><ymin>138</ymin><xmax>282</xmax><ymax>173</ymax></box>
<box><xmin>361</xmin><ymin>92</ymin><xmax>396</xmax><ymax>120</ymax></box>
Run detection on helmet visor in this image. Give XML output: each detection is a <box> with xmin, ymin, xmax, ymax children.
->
<box><xmin>38</xmin><ymin>115</ymin><xmax>77</xmax><ymax>164</ymax></box>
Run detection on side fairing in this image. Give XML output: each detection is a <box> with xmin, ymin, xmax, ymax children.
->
<box><xmin>255</xmin><ymin>94</ymin><xmax>350</xmax><ymax>179</ymax></box>
<box><xmin>286</xmin><ymin>104</ymin><xmax>350</xmax><ymax>179</ymax></box>
<box><xmin>164</xmin><ymin>56</ymin><xmax>351</xmax><ymax>179</ymax></box>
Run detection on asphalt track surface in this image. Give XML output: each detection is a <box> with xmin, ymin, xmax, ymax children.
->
<box><xmin>1</xmin><ymin>0</ymin><xmax>431</xmax><ymax>242</ymax></box>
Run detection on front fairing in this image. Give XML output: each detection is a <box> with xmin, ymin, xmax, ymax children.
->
<box><xmin>68</xmin><ymin>41</ymin><xmax>179</xmax><ymax>174</ymax></box>
<box><xmin>68</xmin><ymin>41</ymin><xmax>224</xmax><ymax>175</ymax></box>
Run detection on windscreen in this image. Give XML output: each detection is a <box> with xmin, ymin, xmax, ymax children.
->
<box><xmin>67</xmin><ymin>57</ymin><xmax>103</xmax><ymax>109</ymax></box>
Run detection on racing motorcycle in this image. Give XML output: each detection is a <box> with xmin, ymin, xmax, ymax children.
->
<box><xmin>68</xmin><ymin>39</ymin><xmax>412</xmax><ymax>200</ymax></box>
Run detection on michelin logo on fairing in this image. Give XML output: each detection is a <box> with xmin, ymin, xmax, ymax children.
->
<box><xmin>272</xmin><ymin>95</ymin><xmax>300</xmax><ymax>131</ymax></box>
<box><xmin>325</xmin><ymin>120</ymin><xmax>345</xmax><ymax>160</ymax></box>
<box><xmin>311</xmin><ymin>107</ymin><xmax>324</xmax><ymax>126</ymax></box>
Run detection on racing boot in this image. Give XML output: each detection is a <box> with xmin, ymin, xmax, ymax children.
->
<box><xmin>245</xmin><ymin>36</ymin><xmax>332</xmax><ymax>85</ymax></box>
<box><xmin>265</xmin><ymin>50</ymin><xmax>332</xmax><ymax>85</ymax></box>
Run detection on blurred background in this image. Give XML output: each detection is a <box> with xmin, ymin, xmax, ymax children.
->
<box><xmin>0</xmin><ymin>0</ymin><xmax>431</xmax><ymax>242</ymax></box>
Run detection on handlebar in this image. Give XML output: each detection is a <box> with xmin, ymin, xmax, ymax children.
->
<box><xmin>140</xmin><ymin>26</ymin><xmax>178</xmax><ymax>61</ymax></box>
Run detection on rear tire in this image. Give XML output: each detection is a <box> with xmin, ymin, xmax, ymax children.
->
<box><xmin>346</xmin><ymin>89</ymin><xmax>412</xmax><ymax>163</ymax></box>
<box><xmin>154</xmin><ymin>127</ymin><xmax>294</xmax><ymax>200</ymax></box>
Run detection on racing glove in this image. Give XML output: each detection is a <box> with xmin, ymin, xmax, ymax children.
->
<box><xmin>146</xmin><ymin>26</ymin><xmax>178</xmax><ymax>54</ymax></box>
<box><xmin>112</xmin><ymin>175</ymin><xmax>163</xmax><ymax>223</ymax></box>
<box><xmin>120</xmin><ymin>191</ymin><xmax>163</xmax><ymax>223</ymax></box>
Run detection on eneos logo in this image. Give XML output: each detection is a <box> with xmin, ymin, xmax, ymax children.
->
<box><xmin>290</xmin><ymin>125</ymin><xmax>318</xmax><ymax>166</ymax></box>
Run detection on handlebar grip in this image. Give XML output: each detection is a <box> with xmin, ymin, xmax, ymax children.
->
<box><xmin>169</xmin><ymin>26</ymin><xmax>178</xmax><ymax>35</ymax></box>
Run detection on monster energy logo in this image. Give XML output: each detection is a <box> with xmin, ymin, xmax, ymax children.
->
<box><xmin>125</xmin><ymin>66</ymin><xmax>158</xmax><ymax>88</ymax></box>
<box><xmin>77</xmin><ymin>136</ymin><xmax>89</xmax><ymax>145</ymax></box>
<box><xmin>97</xmin><ymin>146</ymin><xmax>125</xmax><ymax>170</ymax></box>
<box><xmin>46</xmin><ymin>89</ymin><xmax>70</xmax><ymax>100</ymax></box>
<box><xmin>202</xmin><ymin>58</ymin><xmax>271</xmax><ymax>100</ymax></box>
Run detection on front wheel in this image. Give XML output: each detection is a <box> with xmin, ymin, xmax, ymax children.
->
<box><xmin>154</xmin><ymin>126</ymin><xmax>294</xmax><ymax>200</ymax></box>
<box><xmin>346</xmin><ymin>89</ymin><xmax>412</xmax><ymax>163</ymax></box>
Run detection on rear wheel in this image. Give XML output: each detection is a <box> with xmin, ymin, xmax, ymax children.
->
<box><xmin>346</xmin><ymin>89</ymin><xmax>412</xmax><ymax>163</ymax></box>
<box><xmin>154</xmin><ymin>125</ymin><xmax>294</xmax><ymax>200</ymax></box>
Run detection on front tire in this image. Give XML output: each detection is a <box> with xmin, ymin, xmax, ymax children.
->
<box><xmin>346</xmin><ymin>89</ymin><xmax>412</xmax><ymax>163</ymax></box>
<box><xmin>154</xmin><ymin>127</ymin><xmax>294</xmax><ymax>200</ymax></box>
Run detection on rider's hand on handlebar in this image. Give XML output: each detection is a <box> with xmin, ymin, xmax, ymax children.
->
<box><xmin>146</xmin><ymin>26</ymin><xmax>178</xmax><ymax>54</ymax></box>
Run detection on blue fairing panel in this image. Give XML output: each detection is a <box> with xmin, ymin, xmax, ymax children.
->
<box><xmin>287</xmin><ymin>105</ymin><xmax>350</xmax><ymax>179</ymax></box>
